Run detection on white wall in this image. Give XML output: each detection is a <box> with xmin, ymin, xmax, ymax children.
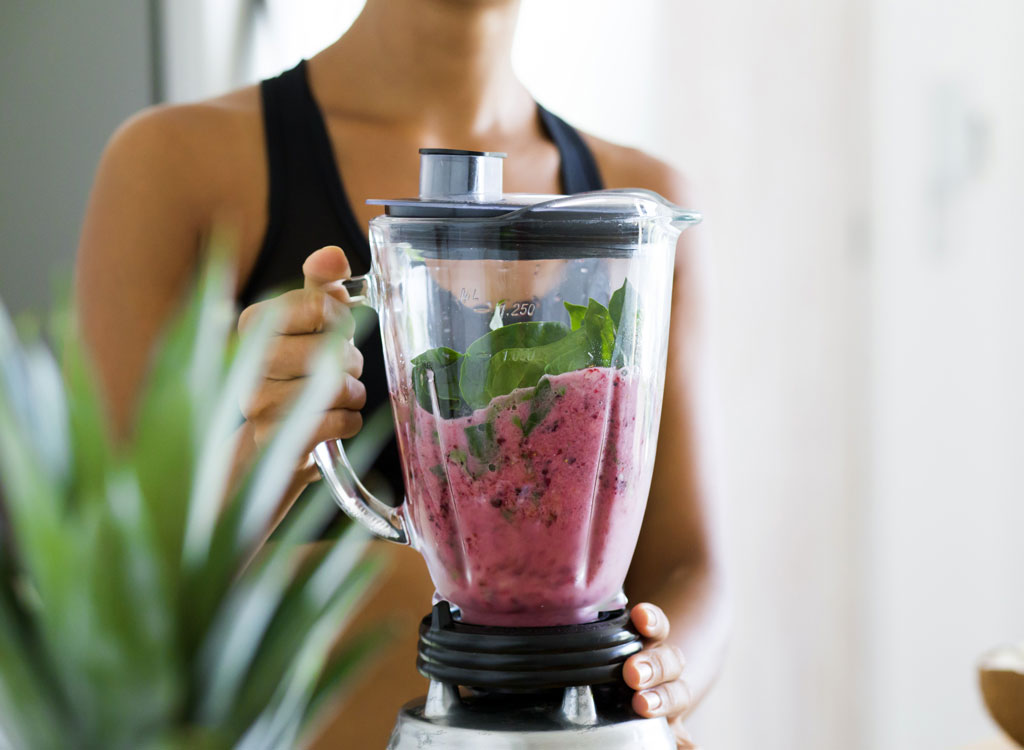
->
<box><xmin>513</xmin><ymin>0</ymin><xmax>664</xmax><ymax>151</ymax></box>
<box><xmin>649</xmin><ymin>2</ymin><xmax>871</xmax><ymax>748</ymax></box>
<box><xmin>160</xmin><ymin>0</ymin><xmax>247</xmax><ymax>103</ymax></box>
<box><xmin>161</xmin><ymin>0</ymin><xmax>366</xmax><ymax>103</ymax></box>
<box><xmin>0</xmin><ymin>1</ymin><xmax>153</xmax><ymax>315</ymax></box>
<box><xmin>865</xmin><ymin>0</ymin><xmax>1024</xmax><ymax>746</ymax></box>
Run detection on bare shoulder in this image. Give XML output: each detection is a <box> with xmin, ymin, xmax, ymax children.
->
<box><xmin>581</xmin><ymin>134</ymin><xmax>706</xmax><ymax>304</ymax></box>
<box><xmin>107</xmin><ymin>86</ymin><xmax>261</xmax><ymax>161</ymax></box>
<box><xmin>581</xmin><ymin>134</ymin><xmax>697</xmax><ymax>208</ymax></box>
<box><xmin>98</xmin><ymin>86</ymin><xmax>265</xmax><ymax>218</ymax></box>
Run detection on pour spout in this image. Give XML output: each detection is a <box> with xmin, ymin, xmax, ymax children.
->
<box><xmin>604</xmin><ymin>187</ymin><xmax>702</xmax><ymax>232</ymax></box>
<box><xmin>671</xmin><ymin>209</ymin><xmax>703</xmax><ymax>231</ymax></box>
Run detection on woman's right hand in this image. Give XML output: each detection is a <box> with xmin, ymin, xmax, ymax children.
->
<box><xmin>237</xmin><ymin>246</ymin><xmax>366</xmax><ymax>482</ymax></box>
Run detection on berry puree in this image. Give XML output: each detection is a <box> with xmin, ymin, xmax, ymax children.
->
<box><xmin>396</xmin><ymin>366</ymin><xmax>649</xmax><ymax>626</ymax></box>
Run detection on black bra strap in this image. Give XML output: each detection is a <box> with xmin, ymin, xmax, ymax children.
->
<box><xmin>537</xmin><ymin>104</ymin><xmax>605</xmax><ymax>193</ymax></box>
<box><xmin>257</xmin><ymin>70</ymin><xmax>294</xmax><ymax>262</ymax></box>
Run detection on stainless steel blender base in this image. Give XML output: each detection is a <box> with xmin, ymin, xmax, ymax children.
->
<box><xmin>387</xmin><ymin>682</ymin><xmax>675</xmax><ymax>749</ymax></box>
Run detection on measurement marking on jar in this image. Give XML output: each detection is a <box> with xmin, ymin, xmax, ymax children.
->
<box><xmin>507</xmin><ymin>302</ymin><xmax>536</xmax><ymax>317</ymax></box>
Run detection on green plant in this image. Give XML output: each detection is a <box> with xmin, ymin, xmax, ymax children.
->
<box><xmin>0</xmin><ymin>256</ymin><xmax>391</xmax><ymax>749</ymax></box>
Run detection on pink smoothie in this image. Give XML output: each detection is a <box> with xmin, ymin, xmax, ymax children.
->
<box><xmin>395</xmin><ymin>366</ymin><xmax>648</xmax><ymax>627</ymax></box>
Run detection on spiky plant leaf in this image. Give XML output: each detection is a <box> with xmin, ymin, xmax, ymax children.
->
<box><xmin>195</xmin><ymin>484</ymin><xmax>338</xmax><ymax>723</ymax></box>
<box><xmin>0</xmin><ymin>254</ymin><xmax>389</xmax><ymax>749</ymax></box>
<box><xmin>301</xmin><ymin>622</ymin><xmax>396</xmax><ymax>734</ymax></box>
<box><xmin>234</xmin><ymin>328</ymin><xmax>348</xmax><ymax>553</ymax></box>
<box><xmin>0</xmin><ymin>596</ymin><xmax>66</xmax><ymax>749</ymax></box>
<box><xmin>183</xmin><ymin>299</ymin><xmax>281</xmax><ymax>570</ymax></box>
<box><xmin>234</xmin><ymin>551</ymin><xmax>381</xmax><ymax>750</ymax></box>
<box><xmin>223</xmin><ymin>526</ymin><xmax>378</xmax><ymax>735</ymax></box>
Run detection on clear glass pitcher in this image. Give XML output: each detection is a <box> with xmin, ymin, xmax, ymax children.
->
<box><xmin>313</xmin><ymin>149</ymin><xmax>700</xmax><ymax>627</ymax></box>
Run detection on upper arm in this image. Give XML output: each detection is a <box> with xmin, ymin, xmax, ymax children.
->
<box><xmin>591</xmin><ymin>142</ymin><xmax>721</xmax><ymax>589</ymax></box>
<box><xmin>74</xmin><ymin>106</ymin><xmax>212</xmax><ymax>434</ymax></box>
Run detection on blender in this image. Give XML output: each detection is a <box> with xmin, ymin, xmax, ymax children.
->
<box><xmin>313</xmin><ymin>149</ymin><xmax>699</xmax><ymax>748</ymax></box>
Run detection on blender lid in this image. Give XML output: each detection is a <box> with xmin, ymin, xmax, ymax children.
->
<box><xmin>367</xmin><ymin>148</ymin><xmax>700</xmax><ymax>257</ymax></box>
<box><xmin>368</xmin><ymin>148</ymin><xmax>701</xmax><ymax>224</ymax></box>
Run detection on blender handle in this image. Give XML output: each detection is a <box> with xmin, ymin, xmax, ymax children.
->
<box><xmin>311</xmin><ymin>273</ymin><xmax>411</xmax><ymax>546</ymax></box>
<box><xmin>311</xmin><ymin>439</ymin><xmax>409</xmax><ymax>545</ymax></box>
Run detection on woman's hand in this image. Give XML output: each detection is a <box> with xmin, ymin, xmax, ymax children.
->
<box><xmin>237</xmin><ymin>246</ymin><xmax>366</xmax><ymax>482</ymax></box>
<box><xmin>623</xmin><ymin>603</ymin><xmax>697</xmax><ymax>749</ymax></box>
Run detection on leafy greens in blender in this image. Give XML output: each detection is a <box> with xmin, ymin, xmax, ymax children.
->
<box><xmin>412</xmin><ymin>279</ymin><xmax>637</xmax><ymax>417</ymax></box>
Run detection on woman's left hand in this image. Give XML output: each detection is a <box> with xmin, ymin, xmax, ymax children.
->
<box><xmin>623</xmin><ymin>603</ymin><xmax>697</xmax><ymax>749</ymax></box>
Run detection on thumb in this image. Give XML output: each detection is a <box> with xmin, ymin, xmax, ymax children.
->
<box><xmin>302</xmin><ymin>246</ymin><xmax>352</xmax><ymax>296</ymax></box>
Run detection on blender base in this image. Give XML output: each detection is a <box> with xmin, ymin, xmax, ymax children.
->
<box><xmin>387</xmin><ymin>682</ymin><xmax>675</xmax><ymax>749</ymax></box>
<box><xmin>388</xmin><ymin>603</ymin><xmax>673</xmax><ymax>748</ymax></box>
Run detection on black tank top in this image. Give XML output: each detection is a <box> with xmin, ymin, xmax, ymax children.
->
<box><xmin>239</xmin><ymin>60</ymin><xmax>605</xmax><ymax>504</ymax></box>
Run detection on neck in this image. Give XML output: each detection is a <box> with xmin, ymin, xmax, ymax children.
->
<box><xmin>314</xmin><ymin>0</ymin><xmax>531</xmax><ymax>136</ymax></box>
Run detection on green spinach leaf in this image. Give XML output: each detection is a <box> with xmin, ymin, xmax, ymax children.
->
<box><xmin>581</xmin><ymin>298</ymin><xmax>616</xmax><ymax>367</ymax></box>
<box><xmin>460</xmin><ymin>321</ymin><xmax>570</xmax><ymax>408</ymax></box>
<box><xmin>412</xmin><ymin>346</ymin><xmax>464</xmax><ymax>415</ymax></box>
<box><xmin>609</xmin><ymin>279</ymin><xmax>639</xmax><ymax>367</ymax></box>
<box><xmin>521</xmin><ymin>377</ymin><xmax>558</xmax><ymax>436</ymax></box>
<box><xmin>485</xmin><ymin>348</ymin><xmax>551</xmax><ymax>398</ymax></box>
<box><xmin>464</xmin><ymin>421</ymin><xmax>498</xmax><ymax>463</ymax></box>
<box><xmin>564</xmin><ymin>301</ymin><xmax>587</xmax><ymax>331</ymax></box>
<box><xmin>466</xmin><ymin>321</ymin><xmax>571</xmax><ymax>357</ymax></box>
<box><xmin>609</xmin><ymin>281</ymin><xmax>626</xmax><ymax>327</ymax></box>
<box><xmin>470</xmin><ymin>299</ymin><xmax>617</xmax><ymax>405</ymax></box>
<box><xmin>413</xmin><ymin>279</ymin><xmax>638</xmax><ymax>417</ymax></box>
<box><xmin>548</xmin><ymin>298</ymin><xmax>616</xmax><ymax>373</ymax></box>
<box><xmin>542</xmin><ymin>329</ymin><xmax>594</xmax><ymax>376</ymax></box>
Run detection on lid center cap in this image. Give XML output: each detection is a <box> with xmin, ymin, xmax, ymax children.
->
<box><xmin>419</xmin><ymin>148</ymin><xmax>507</xmax><ymax>201</ymax></box>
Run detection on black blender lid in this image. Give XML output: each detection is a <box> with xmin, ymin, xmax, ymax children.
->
<box><xmin>367</xmin><ymin>194</ymin><xmax>559</xmax><ymax>219</ymax></box>
<box><xmin>368</xmin><ymin>148</ymin><xmax>699</xmax><ymax>221</ymax></box>
<box><xmin>366</xmin><ymin>148</ymin><xmax>700</xmax><ymax>257</ymax></box>
<box><xmin>418</xmin><ymin>148</ymin><xmax>507</xmax><ymax>157</ymax></box>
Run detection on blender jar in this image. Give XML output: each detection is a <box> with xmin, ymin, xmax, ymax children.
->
<box><xmin>314</xmin><ymin>149</ymin><xmax>699</xmax><ymax>627</ymax></box>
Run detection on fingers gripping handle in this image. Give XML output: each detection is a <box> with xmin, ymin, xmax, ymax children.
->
<box><xmin>313</xmin><ymin>272</ymin><xmax>410</xmax><ymax>545</ymax></box>
<box><xmin>312</xmin><ymin>439</ymin><xmax>409</xmax><ymax>545</ymax></box>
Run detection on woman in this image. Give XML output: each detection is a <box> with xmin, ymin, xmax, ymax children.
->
<box><xmin>75</xmin><ymin>0</ymin><xmax>728</xmax><ymax>746</ymax></box>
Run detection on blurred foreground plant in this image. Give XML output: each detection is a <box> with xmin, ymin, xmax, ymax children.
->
<box><xmin>0</xmin><ymin>256</ymin><xmax>391</xmax><ymax>749</ymax></box>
